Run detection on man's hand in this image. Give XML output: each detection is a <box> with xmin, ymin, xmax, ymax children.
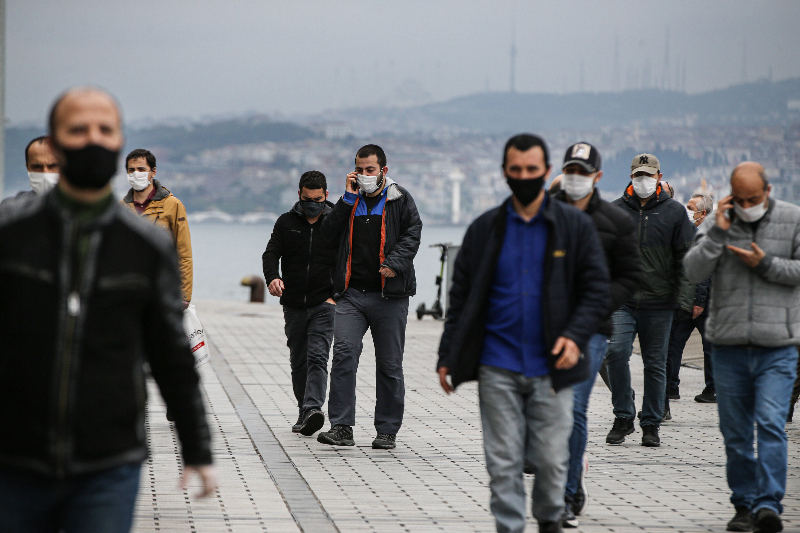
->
<box><xmin>552</xmin><ymin>336</ymin><xmax>580</xmax><ymax>370</ymax></box>
<box><xmin>268</xmin><ymin>278</ymin><xmax>284</xmax><ymax>297</ymax></box>
<box><xmin>346</xmin><ymin>171</ymin><xmax>359</xmax><ymax>194</ymax></box>
<box><xmin>727</xmin><ymin>242</ymin><xmax>765</xmax><ymax>268</ymax></box>
<box><xmin>325</xmin><ymin>297</ymin><xmax>336</xmax><ymax>305</ymax></box>
<box><xmin>379</xmin><ymin>266</ymin><xmax>396</xmax><ymax>278</ymax></box>
<box><xmin>716</xmin><ymin>195</ymin><xmax>734</xmax><ymax>230</ymax></box>
<box><xmin>692</xmin><ymin>306</ymin><xmax>704</xmax><ymax>319</ymax></box>
<box><xmin>438</xmin><ymin>366</ymin><xmax>454</xmax><ymax>395</ymax></box>
<box><xmin>180</xmin><ymin>465</ymin><xmax>218</xmax><ymax>499</ymax></box>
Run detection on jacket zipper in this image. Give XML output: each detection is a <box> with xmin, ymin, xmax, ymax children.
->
<box><xmin>305</xmin><ymin>227</ymin><xmax>313</xmax><ymax>307</ymax></box>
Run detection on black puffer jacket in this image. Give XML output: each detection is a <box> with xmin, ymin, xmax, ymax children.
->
<box><xmin>612</xmin><ymin>184</ymin><xmax>696</xmax><ymax>309</ymax></box>
<box><xmin>437</xmin><ymin>194</ymin><xmax>610</xmax><ymax>391</ymax></box>
<box><xmin>0</xmin><ymin>191</ymin><xmax>211</xmax><ymax>479</ymax></box>
<box><xmin>322</xmin><ymin>178</ymin><xmax>422</xmax><ymax>298</ymax></box>
<box><xmin>262</xmin><ymin>201</ymin><xmax>336</xmax><ymax>309</ymax></box>
<box><xmin>555</xmin><ymin>189</ymin><xmax>642</xmax><ymax>336</ymax></box>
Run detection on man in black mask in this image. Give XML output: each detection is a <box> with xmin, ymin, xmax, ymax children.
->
<box><xmin>0</xmin><ymin>87</ymin><xmax>215</xmax><ymax>532</ymax></box>
<box><xmin>263</xmin><ymin>170</ymin><xmax>337</xmax><ymax>436</ymax></box>
<box><xmin>437</xmin><ymin>133</ymin><xmax>610</xmax><ymax>533</ymax></box>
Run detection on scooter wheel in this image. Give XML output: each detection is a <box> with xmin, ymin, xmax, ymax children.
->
<box><xmin>416</xmin><ymin>303</ymin><xmax>426</xmax><ymax>320</ymax></box>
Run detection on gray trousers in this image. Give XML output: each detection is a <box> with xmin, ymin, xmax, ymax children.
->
<box><xmin>283</xmin><ymin>302</ymin><xmax>335</xmax><ymax>414</ymax></box>
<box><xmin>479</xmin><ymin>365</ymin><xmax>573</xmax><ymax>533</ymax></box>
<box><xmin>328</xmin><ymin>289</ymin><xmax>409</xmax><ymax>434</ymax></box>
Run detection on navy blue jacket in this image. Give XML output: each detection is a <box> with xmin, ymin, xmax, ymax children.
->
<box><xmin>437</xmin><ymin>194</ymin><xmax>611</xmax><ymax>391</ymax></box>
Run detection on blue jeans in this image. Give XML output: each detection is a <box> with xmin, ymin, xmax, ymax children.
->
<box><xmin>605</xmin><ymin>306</ymin><xmax>673</xmax><ymax>427</ymax></box>
<box><xmin>565</xmin><ymin>334</ymin><xmax>608</xmax><ymax>499</ymax></box>
<box><xmin>478</xmin><ymin>365</ymin><xmax>573</xmax><ymax>532</ymax></box>
<box><xmin>712</xmin><ymin>344</ymin><xmax>798</xmax><ymax>514</ymax></box>
<box><xmin>0</xmin><ymin>462</ymin><xmax>142</xmax><ymax>533</ymax></box>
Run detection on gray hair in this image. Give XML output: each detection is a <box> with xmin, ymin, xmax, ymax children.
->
<box><xmin>691</xmin><ymin>193</ymin><xmax>714</xmax><ymax>214</ymax></box>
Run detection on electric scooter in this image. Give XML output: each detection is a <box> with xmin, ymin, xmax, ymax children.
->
<box><xmin>416</xmin><ymin>242</ymin><xmax>451</xmax><ymax>320</ymax></box>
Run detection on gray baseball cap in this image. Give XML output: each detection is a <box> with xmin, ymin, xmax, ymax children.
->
<box><xmin>631</xmin><ymin>153</ymin><xmax>660</xmax><ymax>174</ymax></box>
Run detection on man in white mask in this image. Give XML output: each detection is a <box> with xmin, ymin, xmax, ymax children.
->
<box><xmin>605</xmin><ymin>153</ymin><xmax>696</xmax><ymax>448</ymax></box>
<box><xmin>0</xmin><ymin>137</ymin><xmax>60</xmax><ymax>205</ymax></box>
<box><xmin>685</xmin><ymin>162</ymin><xmax>799</xmax><ymax>533</ymax></box>
<box><xmin>551</xmin><ymin>143</ymin><xmax>642</xmax><ymax>527</ymax></box>
<box><xmin>121</xmin><ymin>148</ymin><xmax>193</xmax><ymax>309</ymax></box>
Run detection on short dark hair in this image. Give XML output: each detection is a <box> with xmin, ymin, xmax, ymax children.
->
<box><xmin>355</xmin><ymin>144</ymin><xmax>387</xmax><ymax>168</ymax></box>
<box><xmin>126</xmin><ymin>149</ymin><xmax>156</xmax><ymax>170</ymax></box>
<box><xmin>299</xmin><ymin>170</ymin><xmax>327</xmax><ymax>192</ymax></box>
<box><xmin>25</xmin><ymin>136</ymin><xmax>48</xmax><ymax>165</ymax></box>
<box><xmin>502</xmin><ymin>134</ymin><xmax>550</xmax><ymax>169</ymax></box>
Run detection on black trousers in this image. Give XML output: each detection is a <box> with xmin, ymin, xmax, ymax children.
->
<box><xmin>283</xmin><ymin>302</ymin><xmax>336</xmax><ymax>414</ymax></box>
<box><xmin>666</xmin><ymin>310</ymin><xmax>713</xmax><ymax>392</ymax></box>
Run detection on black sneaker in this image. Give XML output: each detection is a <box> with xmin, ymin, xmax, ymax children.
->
<box><xmin>317</xmin><ymin>424</ymin><xmax>355</xmax><ymax>446</ymax></box>
<box><xmin>372</xmin><ymin>433</ymin><xmax>396</xmax><ymax>449</ymax></box>
<box><xmin>667</xmin><ymin>387</ymin><xmax>680</xmax><ymax>400</ymax></box>
<box><xmin>291</xmin><ymin>410</ymin><xmax>304</xmax><ymax>433</ymax></box>
<box><xmin>789</xmin><ymin>403</ymin><xmax>794</xmax><ymax>424</ymax></box>
<box><xmin>641</xmin><ymin>424</ymin><xmax>660</xmax><ymax>447</ymax></box>
<box><xmin>538</xmin><ymin>520</ymin><xmax>563</xmax><ymax>533</ymax></box>
<box><xmin>606</xmin><ymin>417</ymin><xmax>635</xmax><ymax>444</ymax></box>
<box><xmin>663</xmin><ymin>404</ymin><xmax>672</xmax><ymax>421</ymax></box>
<box><xmin>561</xmin><ymin>505</ymin><xmax>578</xmax><ymax>528</ymax></box>
<box><xmin>299</xmin><ymin>409</ymin><xmax>325</xmax><ymax>437</ymax></box>
<box><xmin>753</xmin><ymin>508</ymin><xmax>782</xmax><ymax>533</ymax></box>
<box><xmin>727</xmin><ymin>506</ymin><xmax>753</xmax><ymax>531</ymax></box>
<box><xmin>695</xmin><ymin>386</ymin><xmax>717</xmax><ymax>403</ymax></box>
<box><xmin>570</xmin><ymin>455</ymin><xmax>588</xmax><ymax>516</ymax></box>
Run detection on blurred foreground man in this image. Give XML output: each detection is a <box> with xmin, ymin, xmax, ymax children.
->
<box><xmin>318</xmin><ymin>144</ymin><xmax>422</xmax><ymax>450</ymax></box>
<box><xmin>685</xmin><ymin>162</ymin><xmax>799</xmax><ymax>533</ymax></box>
<box><xmin>438</xmin><ymin>134</ymin><xmax>610</xmax><ymax>533</ymax></box>
<box><xmin>122</xmin><ymin>148</ymin><xmax>193</xmax><ymax>307</ymax></box>
<box><xmin>263</xmin><ymin>170</ymin><xmax>337</xmax><ymax>436</ymax></box>
<box><xmin>0</xmin><ymin>87</ymin><xmax>215</xmax><ymax>533</ymax></box>
<box><xmin>552</xmin><ymin>142</ymin><xmax>641</xmax><ymax>527</ymax></box>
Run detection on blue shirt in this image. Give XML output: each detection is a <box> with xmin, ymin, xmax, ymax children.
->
<box><xmin>480</xmin><ymin>199</ymin><xmax>549</xmax><ymax>377</ymax></box>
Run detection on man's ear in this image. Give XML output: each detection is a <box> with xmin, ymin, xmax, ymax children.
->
<box><xmin>152</xmin><ymin>167</ymin><xmax>157</xmax><ymax>177</ymax></box>
<box><xmin>325</xmin><ymin>190</ymin><xmax>329</xmax><ymax>200</ymax></box>
<box><xmin>297</xmin><ymin>189</ymin><xmax>302</xmax><ymax>200</ymax></box>
<box><xmin>594</xmin><ymin>170</ymin><xmax>603</xmax><ymax>184</ymax></box>
<box><xmin>382</xmin><ymin>166</ymin><xmax>389</xmax><ymax>176</ymax></box>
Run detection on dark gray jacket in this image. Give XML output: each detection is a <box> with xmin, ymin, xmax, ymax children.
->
<box><xmin>685</xmin><ymin>199</ymin><xmax>800</xmax><ymax>346</ymax></box>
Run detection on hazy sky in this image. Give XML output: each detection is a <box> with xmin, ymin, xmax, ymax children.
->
<box><xmin>7</xmin><ymin>0</ymin><xmax>800</xmax><ymax>125</ymax></box>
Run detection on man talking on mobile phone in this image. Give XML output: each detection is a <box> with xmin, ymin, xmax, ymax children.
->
<box><xmin>318</xmin><ymin>144</ymin><xmax>422</xmax><ymax>450</ymax></box>
<box><xmin>685</xmin><ymin>162</ymin><xmax>800</xmax><ymax>533</ymax></box>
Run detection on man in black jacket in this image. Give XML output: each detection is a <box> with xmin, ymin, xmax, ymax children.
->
<box><xmin>0</xmin><ymin>87</ymin><xmax>214</xmax><ymax>532</ymax></box>
<box><xmin>262</xmin><ymin>170</ymin><xmax>337</xmax><ymax>436</ymax></box>
<box><xmin>437</xmin><ymin>134</ymin><xmax>610</xmax><ymax>533</ymax></box>
<box><xmin>606</xmin><ymin>154</ymin><xmax>696</xmax><ymax>447</ymax></box>
<box><xmin>317</xmin><ymin>144</ymin><xmax>422</xmax><ymax>450</ymax></box>
<box><xmin>553</xmin><ymin>143</ymin><xmax>642</xmax><ymax>526</ymax></box>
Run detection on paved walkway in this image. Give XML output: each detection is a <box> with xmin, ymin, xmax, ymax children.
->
<box><xmin>133</xmin><ymin>299</ymin><xmax>800</xmax><ymax>532</ymax></box>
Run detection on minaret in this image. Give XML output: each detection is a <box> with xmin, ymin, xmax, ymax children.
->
<box><xmin>449</xmin><ymin>168</ymin><xmax>465</xmax><ymax>225</ymax></box>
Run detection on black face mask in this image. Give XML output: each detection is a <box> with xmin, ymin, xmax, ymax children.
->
<box><xmin>300</xmin><ymin>199</ymin><xmax>325</xmax><ymax>218</ymax></box>
<box><xmin>506</xmin><ymin>175</ymin><xmax>545</xmax><ymax>206</ymax></box>
<box><xmin>58</xmin><ymin>144</ymin><xmax>119</xmax><ymax>189</ymax></box>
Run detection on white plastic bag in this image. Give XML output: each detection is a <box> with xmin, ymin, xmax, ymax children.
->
<box><xmin>183</xmin><ymin>304</ymin><xmax>211</xmax><ymax>368</ymax></box>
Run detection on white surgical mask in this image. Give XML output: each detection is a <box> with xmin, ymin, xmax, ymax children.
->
<box><xmin>356</xmin><ymin>172</ymin><xmax>383</xmax><ymax>194</ymax></box>
<box><xmin>563</xmin><ymin>173</ymin><xmax>595</xmax><ymax>201</ymax></box>
<box><xmin>632</xmin><ymin>176</ymin><xmax>658</xmax><ymax>198</ymax></box>
<box><xmin>127</xmin><ymin>171</ymin><xmax>151</xmax><ymax>191</ymax></box>
<box><xmin>28</xmin><ymin>171</ymin><xmax>60</xmax><ymax>194</ymax></box>
<box><xmin>733</xmin><ymin>199</ymin><xmax>767</xmax><ymax>223</ymax></box>
<box><xmin>686</xmin><ymin>207</ymin><xmax>697</xmax><ymax>222</ymax></box>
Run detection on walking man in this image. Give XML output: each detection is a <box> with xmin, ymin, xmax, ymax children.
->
<box><xmin>605</xmin><ymin>154</ymin><xmax>696</xmax><ymax>447</ymax></box>
<box><xmin>666</xmin><ymin>193</ymin><xmax>716</xmax><ymax>405</ymax></box>
<box><xmin>438</xmin><ymin>134</ymin><xmax>610</xmax><ymax>533</ymax></box>
<box><xmin>0</xmin><ymin>87</ymin><xmax>215</xmax><ymax>532</ymax></box>
<box><xmin>685</xmin><ymin>162</ymin><xmax>799</xmax><ymax>533</ymax></box>
<box><xmin>263</xmin><ymin>170</ymin><xmax>337</xmax><ymax>436</ymax></box>
<box><xmin>552</xmin><ymin>143</ymin><xmax>641</xmax><ymax>527</ymax></box>
<box><xmin>122</xmin><ymin>148</ymin><xmax>193</xmax><ymax>307</ymax></box>
<box><xmin>318</xmin><ymin>144</ymin><xmax>422</xmax><ymax>450</ymax></box>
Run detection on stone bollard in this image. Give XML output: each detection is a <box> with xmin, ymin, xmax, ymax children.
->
<box><xmin>240</xmin><ymin>276</ymin><xmax>265</xmax><ymax>303</ymax></box>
